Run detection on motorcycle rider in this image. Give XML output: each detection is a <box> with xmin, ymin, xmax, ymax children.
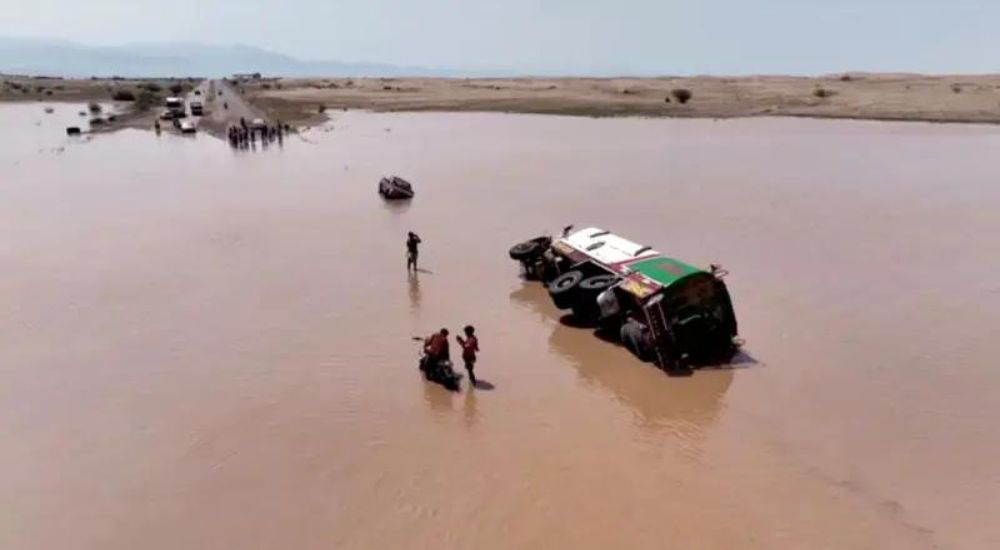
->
<box><xmin>422</xmin><ymin>328</ymin><xmax>450</xmax><ymax>376</ymax></box>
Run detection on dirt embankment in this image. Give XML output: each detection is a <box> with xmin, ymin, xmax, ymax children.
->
<box><xmin>240</xmin><ymin>73</ymin><xmax>1000</xmax><ymax>125</ymax></box>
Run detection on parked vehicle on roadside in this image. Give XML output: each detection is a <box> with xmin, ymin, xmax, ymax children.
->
<box><xmin>164</xmin><ymin>97</ymin><xmax>186</xmax><ymax>117</ymax></box>
<box><xmin>509</xmin><ymin>226</ymin><xmax>740</xmax><ymax>371</ymax></box>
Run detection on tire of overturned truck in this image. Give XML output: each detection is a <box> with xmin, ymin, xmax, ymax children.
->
<box><xmin>548</xmin><ymin>270</ymin><xmax>584</xmax><ymax>309</ymax></box>
<box><xmin>571</xmin><ymin>274</ymin><xmax>620</xmax><ymax>324</ymax></box>
<box><xmin>508</xmin><ymin>239</ymin><xmax>543</xmax><ymax>261</ymax></box>
<box><xmin>620</xmin><ymin>319</ymin><xmax>651</xmax><ymax>361</ymax></box>
<box><xmin>579</xmin><ymin>274</ymin><xmax>618</xmax><ymax>293</ymax></box>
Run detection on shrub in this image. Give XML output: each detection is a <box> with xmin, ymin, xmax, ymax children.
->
<box><xmin>664</xmin><ymin>96</ymin><xmax>671</xmax><ymax>103</ymax></box>
<box><xmin>88</xmin><ymin>102</ymin><xmax>102</xmax><ymax>113</ymax></box>
<box><xmin>169</xmin><ymin>83</ymin><xmax>184</xmax><ymax>95</ymax></box>
<box><xmin>35</xmin><ymin>86</ymin><xmax>45</xmax><ymax>93</ymax></box>
<box><xmin>951</xmin><ymin>84</ymin><xmax>962</xmax><ymax>94</ymax></box>
<box><xmin>813</xmin><ymin>87</ymin><xmax>835</xmax><ymax>98</ymax></box>
<box><xmin>261</xmin><ymin>83</ymin><xmax>272</xmax><ymax>90</ymax></box>
<box><xmin>671</xmin><ymin>88</ymin><xmax>692</xmax><ymax>104</ymax></box>
<box><xmin>840</xmin><ymin>74</ymin><xmax>853</xmax><ymax>82</ymax></box>
<box><xmin>135</xmin><ymin>90</ymin><xmax>160</xmax><ymax>111</ymax></box>
<box><xmin>318</xmin><ymin>104</ymin><xmax>327</xmax><ymax>113</ymax></box>
<box><xmin>143</xmin><ymin>82</ymin><xmax>163</xmax><ymax>92</ymax></box>
<box><xmin>113</xmin><ymin>89</ymin><xmax>136</xmax><ymax>101</ymax></box>
<box><xmin>45</xmin><ymin>90</ymin><xmax>53</xmax><ymax>96</ymax></box>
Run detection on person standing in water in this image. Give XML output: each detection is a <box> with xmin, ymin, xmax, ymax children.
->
<box><xmin>457</xmin><ymin>325</ymin><xmax>480</xmax><ymax>387</ymax></box>
<box><xmin>406</xmin><ymin>232</ymin><xmax>422</xmax><ymax>272</ymax></box>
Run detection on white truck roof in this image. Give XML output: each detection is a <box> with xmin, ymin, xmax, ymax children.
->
<box><xmin>560</xmin><ymin>227</ymin><xmax>659</xmax><ymax>266</ymax></box>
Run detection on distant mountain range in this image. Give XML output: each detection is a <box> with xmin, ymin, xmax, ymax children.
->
<box><xmin>0</xmin><ymin>36</ymin><xmax>455</xmax><ymax>78</ymax></box>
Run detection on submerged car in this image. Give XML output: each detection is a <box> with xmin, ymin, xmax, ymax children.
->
<box><xmin>378</xmin><ymin>176</ymin><xmax>415</xmax><ymax>199</ymax></box>
<box><xmin>509</xmin><ymin>226</ymin><xmax>740</xmax><ymax>371</ymax></box>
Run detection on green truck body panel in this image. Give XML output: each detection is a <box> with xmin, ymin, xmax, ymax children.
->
<box><xmin>627</xmin><ymin>256</ymin><xmax>705</xmax><ymax>292</ymax></box>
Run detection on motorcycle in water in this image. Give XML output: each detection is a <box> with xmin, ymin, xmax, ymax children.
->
<box><xmin>415</xmin><ymin>342</ymin><xmax>463</xmax><ymax>392</ymax></box>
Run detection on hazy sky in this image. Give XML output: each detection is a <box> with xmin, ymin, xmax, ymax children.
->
<box><xmin>3</xmin><ymin>0</ymin><xmax>997</xmax><ymax>74</ymax></box>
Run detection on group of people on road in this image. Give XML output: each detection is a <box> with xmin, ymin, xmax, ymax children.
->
<box><xmin>408</xmin><ymin>232</ymin><xmax>484</xmax><ymax>389</ymax></box>
<box><xmin>227</xmin><ymin>117</ymin><xmax>288</xmax><ymax>150</ymax></box>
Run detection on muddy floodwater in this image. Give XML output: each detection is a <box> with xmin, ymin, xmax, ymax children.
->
<box><xmin>2</xmin><ymin>103</ymin><xmax>999</xmax><ymax>549</ymax></box>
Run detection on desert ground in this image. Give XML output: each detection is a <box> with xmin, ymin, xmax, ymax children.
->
<box><xmin>6</xmin><ymin>73</ymin><xmax>1000</xmax><ymax>133</ymax></box>
<box><xmin>242</xmin><ymin>73</ymin><xmax>1000</xmax><ymax>128</ymax></box>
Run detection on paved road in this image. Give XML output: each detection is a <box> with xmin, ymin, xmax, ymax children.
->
<box><xmin>186</xmin><ymin>79</ymin><xmax>265</xmax><ymax>136</ymax></box>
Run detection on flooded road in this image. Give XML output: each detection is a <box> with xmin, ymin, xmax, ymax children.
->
<box><xmin>2</xmin><ymin>104</ymin><xmax>999</xmax><ymax>549</ymax></box>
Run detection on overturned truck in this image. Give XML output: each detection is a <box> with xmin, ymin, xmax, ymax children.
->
<box><xmin>509</xmin><ymin>226</ymin><xmax>740</xmax><ymax>371</ymax></box>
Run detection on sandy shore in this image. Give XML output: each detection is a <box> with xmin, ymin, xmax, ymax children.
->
<box><xmin>8</xmin><ymin>73</ymin><xmax>1000</xmax><ymax>133</ymax></box>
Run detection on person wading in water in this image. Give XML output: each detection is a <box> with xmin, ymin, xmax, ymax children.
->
<box><xmin>406</xmin><ymin>232</ymin><xmax>422</xmax><ymax>272</ymax></box>
<box><xmin>457</xmin><ymin>325</ymin><xmax>480</xmax><ymax>387</ymax></box>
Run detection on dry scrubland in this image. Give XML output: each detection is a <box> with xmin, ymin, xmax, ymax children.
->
<box><xmin>241</xmin><ymin>73</ymin><xmax>1000</xmax><ymax>128</ymax></box>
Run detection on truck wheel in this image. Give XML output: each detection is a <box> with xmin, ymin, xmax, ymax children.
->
<box><xmin>579</xmin><ymin>274</ymin><xmax>619</xmax><ymax>292</ymax></box>
<box><xmin>620</xmin><ymin>320</ymin><xmax>648</xmax><ymax>360</ymax></box>
<box><xmin>509</xmin><ymin>239</ymin><xmax>543</xmax><ymax>261</ymax></box>
<box><xmin>548</xmin><ymin>270</ymin><xmax>583</xmax><ymax>309</ymax></box>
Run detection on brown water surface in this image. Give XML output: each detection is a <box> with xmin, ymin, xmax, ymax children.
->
<box><xmin>2</xmin><ymin>105</ymin><xmax>999</xmax><ymax>549</ymax></box>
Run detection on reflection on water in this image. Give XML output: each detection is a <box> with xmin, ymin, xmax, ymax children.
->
<box><xmin>407</xmin><ymin>271</ymin><xmax>421</xmax><ymax>311</ymax></box>
<box><xmin>509</xmin><ymin>283</ymin><xmax>733</xmax><ymax>436</ymax></box>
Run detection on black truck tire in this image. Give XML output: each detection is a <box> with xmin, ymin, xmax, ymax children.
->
<box><xmin>579</xmin><ymin>274</ymin><xmax>618</xmax><ymax>292</ymax></box>
<box><xmin>509</xmin><ymin>240</ymin><xmax>543</xmax><ymax>261</ymax></box>
<box><xmin>548</xmin><ymin>270</ymin><xmax>584</xmax><ymax>309</ymax></box>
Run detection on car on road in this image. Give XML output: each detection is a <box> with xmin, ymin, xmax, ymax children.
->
<box><xmin>251</xmin><ymin>118</ymin><xmax>267</xmax><ymax>130</ymax></box>
<box><xmin>189</xmin><ymin>101</ymin><xmax>204</xmax><ymax>116</ymax></box>
<box><xmin>509</xmin><ymin>226</ymin><xmax>740</xmax><ymax>371</ymax></box>
<box><xmin>179</xmin><ymin>120</ymin><xmax>196</xmax><ymax>134</ymax></box>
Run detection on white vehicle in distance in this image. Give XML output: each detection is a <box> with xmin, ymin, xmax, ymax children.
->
<box><xmin>251</xmin><ymin>118</ymin><xmax>267</xmax><ymax>130</ymax></box>
<box><xmin>179</xmin><ymin>120</ymin><xmax>196</xmax><ymax>134</ymax></box>
<box><xmin>164</xmin><ymin>97</ymin><xmax>186</xmax><ymax>117</ymax></box>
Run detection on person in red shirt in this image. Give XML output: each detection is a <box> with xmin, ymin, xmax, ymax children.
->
<box><xmin>456</xmin><ymin>325</ymin><xmax>480</xmax><ymax>386</ymax></box>
<box><xmin>423</xmin><ymin>328</ymin><xmax>450</xmax><ymax>366</ymax></box>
